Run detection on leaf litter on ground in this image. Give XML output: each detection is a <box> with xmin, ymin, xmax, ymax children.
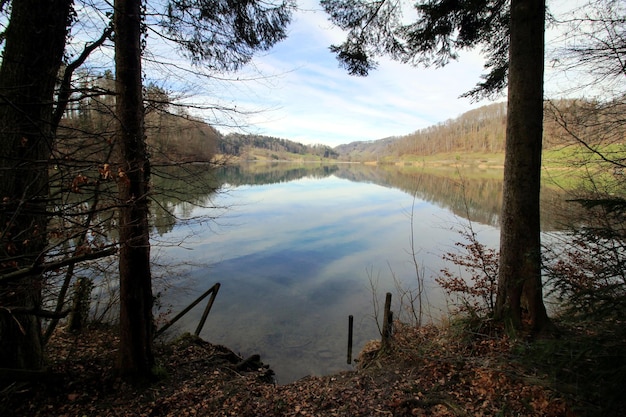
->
<box><xmin>1</xmin><ymin>322</ymin><xmax>577</xmax><ymax>416</ymax></box>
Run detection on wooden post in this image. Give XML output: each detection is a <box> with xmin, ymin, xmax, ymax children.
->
<box><xmin>382</xmin><ymin>292</ymin><xmax>392</xmax><ymax>348</ymax></box>
<box><xmin>347</xmin><ymin>315</ymin><xmax>353</xmax><ymax>364</ymax></box>
<box><xmin>154</xmin><ymin>282</ymin><xmax>220</xmax><ymax>338</ymax></box>
<box><xmin>195</xmin><ymin>282</ymin><xmax>221</xmax><ymax>336</ymax></box>
<box><xmin>69</xmin><ymin>277</ymin><xmax>92</xmax><ymax>333</ymax></box>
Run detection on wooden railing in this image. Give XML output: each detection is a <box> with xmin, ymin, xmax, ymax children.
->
<box><xmin>154</xmin><ymin>282</ymin><xmax>221</xmax><ymax>338</ymax></box>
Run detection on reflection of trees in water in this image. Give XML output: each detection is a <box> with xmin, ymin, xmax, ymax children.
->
<box><xmin>153</xmin><ymin>162</ymin><xmax>582</xmax><ymax>232</ymax></box>
<box><xmin>332</xmin><ymin>165</ymin><xmax>582</xmax><ymax>231</ymax></box>
<box><xmin>215</xmin><ymin>162</ymin><xmax>341</xmax><ymax>186</ymax></box>
<box><xmin>150</xmin><ymin>164</ymin><xmax>222</xmax><ymax>236</ymax></box>
<box><xmin>334</xmin><ymin>165</ymin><xmax>502</xmax><ymax>226</ymax></box>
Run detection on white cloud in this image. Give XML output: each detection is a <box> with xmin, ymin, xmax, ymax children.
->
<box><xmin>71</xmin><ymin>0</ymin><xmax>595</xmax><ymax>148</ymax></box>
<box><xmin>210</xmin><ymin>4</ymin><xmax>492</xmax><ymax>146</ymax></box>
<box><xmin>154</xmin><ymin>0</ymin><xmax>588</xmax><ymax>147</ymax></box>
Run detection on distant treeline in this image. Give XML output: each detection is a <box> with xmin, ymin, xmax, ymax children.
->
<box><xmin>334</xmin><ymin>99</ymin><xmax>618</xmax><ymax>161</ymax></box>
<box><xmin>60</xmin><ymin>71</ymin><xmax>338</xmax><ymax>162</ymax></box>
<box><xmin>334</xmin><ymin>103</ymin><xmax>508</xmax><ymax>161</ymax></box>
<box><xmin>62</xmin><ymin>73</ymin><xmax>615</xmax><ymax>163</ymax></box>
<box><xmin>59</xmin><ymin>73</ymin><xmax>221</xmax><ymax>163</ymax></box>
<box><xmin>219</xmin><ymin>133</ymin><xmax>339</xmax><ymax>159</ymax></box>
<box><xmin>391</xmin><ymin>102</ymin><xmax>507</xmax><ymax>157</ymax></box>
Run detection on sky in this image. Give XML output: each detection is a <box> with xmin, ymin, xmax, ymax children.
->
<box><xmin>165</xmin><ymin>1</ymin><xmax>493</xmax><ymax>147</ymax></box>
<box><xmin>141</xmin><ymin>0</ymin><xmax>581</xmax><ymax>148</ymax></box>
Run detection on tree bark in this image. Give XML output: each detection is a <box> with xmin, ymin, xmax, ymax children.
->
<box><xmin>495</xmin><ymin>0</ymin><xmax>551</xmax><ymax>334</ymax></box>
<box><xmin>0</xmin><ymin>0</ymin><xmax>72</xmax><ymax>369</ymax></box>
<box><xmin>114</xmin><ymin>0</ymin><xmax>155</xmax><ymax>377</ymax></box>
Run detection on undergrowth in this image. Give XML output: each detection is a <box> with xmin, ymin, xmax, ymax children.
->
<box><xmin>512</xmin><ymin>318</ymin><xmax>626</xmax><ymax>416</ymax></box>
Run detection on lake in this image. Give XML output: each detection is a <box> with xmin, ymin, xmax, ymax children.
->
<box><xmin>152</xmin><ymin>162</ymin><xmax>567</xmax><ymax>383</ymax></box>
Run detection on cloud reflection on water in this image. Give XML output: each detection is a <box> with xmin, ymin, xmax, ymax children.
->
<box><xmin>157</xmin><ymin>168</ymin><xmax>500</xmax><ymax>383</ymax></box>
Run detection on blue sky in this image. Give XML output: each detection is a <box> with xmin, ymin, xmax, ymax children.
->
<box><xmin>139</xmin><ymin>0</ymin><xmax>581</xmax><ymax>148</ymax></box>
<box><xmin>157</xmin><ymin>1</ymin><xmax>491</xmax><ymax>147</ymax></box>
<box><xmin>225</xmin><ymin>3</ymin><xmax>491</xmax><ymax>147</ymax></box>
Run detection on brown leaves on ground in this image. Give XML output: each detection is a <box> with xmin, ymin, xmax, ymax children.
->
<box><xmin>1</xmin><ymin>323</ymin><xmax>574</xmax><ymax>417</ymax></box>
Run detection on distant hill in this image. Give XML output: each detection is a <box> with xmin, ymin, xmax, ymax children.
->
<box><xmin>218</xmin><ymin>133</ymin><xmax>339</xmax><ymax>160</ymax></box>
<box><xmin>220</xmin><ymin>102</ymin><xmax>510</xmax><ymax>162</ymax></box>
<box><xmin>334</xmin><ymin>102</ymin><xmax>508</xmax><ymax>161</ymax></box>
<box><xmin>334</xmin><ymin>137</ymin><xmax>397</xmax><ymax>161</ymax></box>
<box><xmin>332</xmin><ymin>100</ymin><xmax>599</xmax><ymax>162</ymax></box>
<box><xmin>186</xmin><ymin>100</ymin><xmax>579</xmax><ymax>163</ymax></box>
<box><xmin>62</xmin><ymin>76</ymin><xmax>596</xmax><ymax>164</ymax></box>
<box><xmin>154</xmin><ymin>98</ymin><xmax>626</xmax><ymax>163</ymax></box>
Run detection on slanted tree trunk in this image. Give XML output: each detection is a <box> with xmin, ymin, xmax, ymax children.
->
<box><xmin>114</xmin><ymin>0</ymin><xmax>155</xmax><ymax>378</ymax></box>
<box><xmin>0</xmin><ymin>0</ymin><xmax>72</xmax><ymax>369</ymax></box>
<box><xmin>495</xmin><ymin>0</ymin><xmax>552</xmax><ymax>334</ymax></box>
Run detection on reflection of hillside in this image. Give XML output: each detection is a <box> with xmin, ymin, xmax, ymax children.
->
<box><xmin>216</xmin><ymin>162</ymin><xmax>340</xmax><ymax>186</ymax></box>
<box><xmin>155</xmin><ymin>162</ymin><xmax>581</xmax><ymax>232</ymax></box>
<box><xmin>332</xmin><ymin>165</ymin><xmax>578</xmax><ymax>231</ymax></box>
<box><xmin>334</xmin><ymin>165</ymin><xmax>503</xmax><ymax>227</ymax></box>
<box><xmin>150</xmin><ymin>164</ymin><xmax>222</xmax><ymax>235</ymax></box>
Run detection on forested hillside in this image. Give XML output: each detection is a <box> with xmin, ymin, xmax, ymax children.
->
<box><xmin>332</xmin><ymin>102</ymin><xmax>507</xmax><ymax>161</ymax></box>
<box><xmin>334</xmin><ymin>100</ymin><xmax>602</xmax><ymax>161</ymax></box>
<box><xmin>219</xmin><ymin>133</ymin><xmax>339</xmax><ymax>159</ymax></box>
<box><xmin>60</xmin><ymin>72</ymin><xmax>338</xmax><ymax>162</ymax></box>
<box><xmin>391</xmin><ymin>102</ymin><xmax>507</xmax><ymax>157</ymax></box>
<box><xmin>61</xmin><ymin>77</ymin><xmax>615</xmax><ymax>164</ymax></box>
<box><xmin>334</xmin><ymin>137</ymin><xmax>398</xmax><ymax>161</ymax></box>
<box><xmin>60</xmin><ymin>74</ymin><xmax>221</xmax><ymax>162</ymax></box>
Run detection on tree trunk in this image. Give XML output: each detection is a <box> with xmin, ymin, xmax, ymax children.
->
<box><xmin>114</xmin><ymin>0</ymin><xmax>155</xmax><ymax>377</ymax></box>
<box><xmin>495</xmin><ymin>0</ymin><xmax>552</xmax><ymax>334</ymax></box>
<box><xmin>0</xmin><ymin>0</ymin><xmax>72</xmax><ymax>369</ymax></box>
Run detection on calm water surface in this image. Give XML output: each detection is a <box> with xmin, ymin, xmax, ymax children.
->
<box><xmin>154</xmin><ymin>163</ymin><xmax>505</xmax><ymax>383</ymax></box>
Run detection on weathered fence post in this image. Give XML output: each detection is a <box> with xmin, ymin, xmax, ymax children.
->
<box><xmin>381</xmin><ymin>292</ymin><xmax>393</xmax><ymax>349</ymax></box>
<box><xmin>154</xmin><ymin>282</ymin><xmax>220</xmax><ymax>338</ymax></box>
<box><xmin>69</xmin><ymin>277</ymin><xmax>93</xmax><ymax>333</ymax></box>
<box><xmin>347</xmin><ymin>315</ymin><xmax>354</xmax><ymax>364</ymax></box>
<box><xmin>194</xmin><ymin>282</ymin><xmax>221</xmax><ymax>336</ymax></box>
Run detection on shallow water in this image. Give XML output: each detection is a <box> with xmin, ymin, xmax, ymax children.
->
<box><xmin>153</xmin><ymin>163</ymin><xmax>505</xmax><ymax>383</ymax></box>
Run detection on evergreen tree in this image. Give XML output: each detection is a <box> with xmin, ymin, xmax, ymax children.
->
<box><xmin>114</xmin><ymin>0</ymin><xmax>155</xmax><ymax>378</ymax></box>
<box><xmin>322</xmin><ymin>0</ymin><xmax>552</xmax><ymax>333</ymax></box>
<box><xmin>114</xmin><ymin>0</ymin><xmax>294</xmax><ymax>378</ymax></box>
<box><xmin>0</xmin><ymin>0</ymin><xmax>73</xmax><ymax>370</ymax></box>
